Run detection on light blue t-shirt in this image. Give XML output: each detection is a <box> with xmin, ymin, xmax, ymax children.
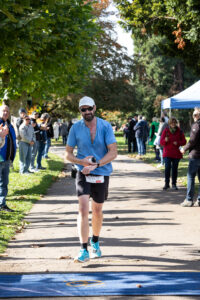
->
<box><xmin>67</xmin><ymin>117</ymin><xmax>116</xmax><ymax>176</ymax></box>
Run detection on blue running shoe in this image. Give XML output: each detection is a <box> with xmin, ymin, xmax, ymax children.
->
<box><xmin>90</xmin><ymin>238</ymin><xmax>102</xmax><ymax>258</ymax></box>
<box><xmin>74</xmin><ymin>249</ymin><xmax>89</xmax><ymax>263</ymax></box>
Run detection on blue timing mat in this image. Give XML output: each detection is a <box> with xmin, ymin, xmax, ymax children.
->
<box><xmin>0</xmin><ymin>272</ymin><xmax>200</xmax><ymax>297</ymax></box>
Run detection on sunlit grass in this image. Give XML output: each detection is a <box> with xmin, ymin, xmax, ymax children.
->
<box><xmin>0</xmin><ymin>151</ymin><xmax>64</xmax><ymax>253</ymax></box>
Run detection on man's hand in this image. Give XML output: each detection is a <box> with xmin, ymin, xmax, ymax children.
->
<box><xmin>30</xmin><ymin>141</ymin><xmax>34</xmax><ymax>145</ymax></box>
<box><xmin>81</xmin><ymin>164</ymin><xmax>97</xmax><ymax>175</ymax></box>
<box><xmin>81</xmin><ymin>156</ymin><xmax>97</xmax><ymax>167</ymax></box>
<box><xmin>0</xmin><ymin>123</ymin><xmax>9</xmax><ymax>138</ymax></box>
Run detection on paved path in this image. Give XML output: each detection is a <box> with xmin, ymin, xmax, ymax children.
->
<box><xmin>1</xmin><ymin>146</ymin><xmax>200</xmax><ymax>299</ymax></box>
<box><xmin>1</xmin><ymin>145</ymin><xmax>200</xmax><ymax>273</ymax></box>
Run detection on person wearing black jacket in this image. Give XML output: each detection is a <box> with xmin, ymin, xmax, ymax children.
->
<box><xmin>30</xmin><ymin>118</ymin><xmax>40</xmax><ymax>172</ymax></box>
<box><xmin>60</xmin><ymin>120</ymin><xmax>68</xmax><ymax>145</ymax></box>
<box><xmin>43</xmin><ymin>115</ymin><xmax>54</xmax><ymax>159</ymax></box>
<box><xmin>36</xmin><ymin>113</ymin><xmax>48</xmax><ymax>170</ymax></box>
<box><xmin>127</xmin><ymin>115</ymin><xmax>137</xmax><ymax>153</ymax></box>
<box><xmin>180</xmin><ymin>107</ymin><xmax>200</xmax><ymax>207</ymax></box>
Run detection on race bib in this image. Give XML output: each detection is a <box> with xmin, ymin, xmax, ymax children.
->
<box><xmin>86</xmin><ymin>175</ymin><xmax>104</xmax><ymax>184</ymax></box>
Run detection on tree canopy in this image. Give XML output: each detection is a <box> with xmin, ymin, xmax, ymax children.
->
<box><xmin>40</xmin><ymin>5</ymin><xmax>138</xmax><ymax>117</ymax></box>
<box><xmin>83</xmin><ymin>15</ymin><xmax>137</xmax><ymax>113</ymax></box>
<box><xmin>111</xmin><ymin>0</ymin><xmax>199</xmax><ymax>123</ymax></box>
<box><xmin>0</xmin><ymin>0</ymin><xmax>99</xmax><ymax>102</ymax></box>
<box><xmin>113</xmin><ymin>0</ymin><xmax>200</xmax><ymax>75</ymax></box>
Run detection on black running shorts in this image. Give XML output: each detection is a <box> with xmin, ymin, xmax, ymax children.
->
<box><xmin>76</xmin><ymin>171</ymin><xmax>109</xmax><ymax>203</ymax></box>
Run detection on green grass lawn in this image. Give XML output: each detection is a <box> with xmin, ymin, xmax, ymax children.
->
<box><xmin>115</xmin><ymin>131</ymin><xmax>188</xmax><ymax>187</ymax></box>
<box><xmin>0</xmin><ymin>150</ymin><xmax>64</xmax><ymax>253</ymax></box>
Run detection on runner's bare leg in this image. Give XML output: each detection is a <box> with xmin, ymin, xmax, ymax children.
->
<box><xmin>77</xmin><ymin>195</ymin><xmax>90</xmax><ymax>243</ymax></box>
<box><xmin>91</xmin><ymin>200</ymin><xmax>103</xmax><ymax>236</ymax></box>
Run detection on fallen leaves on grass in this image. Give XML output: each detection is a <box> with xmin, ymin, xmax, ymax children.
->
<box><xmin>16</xmin><ymin>195</ymin><xmax>26</xmax><ymax>200</ymax></box>
<box><xmin>15</xmin><ymin>221</ymin><xmax>28</xmax><ymax>233</ymax></box>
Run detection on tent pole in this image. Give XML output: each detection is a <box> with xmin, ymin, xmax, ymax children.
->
<box><xmin>169</xmin><ymin>109</ymin><xmax>172</xmax><ymax>118</ymax></box>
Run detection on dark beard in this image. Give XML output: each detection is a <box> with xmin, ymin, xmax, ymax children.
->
<box><xmin>83</xmin><ymin>113</ymin><xmax>94</xmax><ymax>122</ymax></box>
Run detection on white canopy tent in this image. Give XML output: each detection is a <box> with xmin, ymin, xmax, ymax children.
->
<box><xmin>161</xmin><ymin>80</ymin><xmax>200</xmax><ymax>111</ymax></box>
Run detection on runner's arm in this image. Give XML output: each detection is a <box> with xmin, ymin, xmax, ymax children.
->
<box><xmin>81</xmin><ymin>142</ymin><xmax>117</xmax><ymax>175</ymax></box>
<box><xmin>97</xmin><ymin>142</ymin><xmax>117</xmax><ymax>167</ymax></box>
<box><xmin>65</xmin><ymin>145</ymin><xmax>93</xmax><ymax>167</ymax></box>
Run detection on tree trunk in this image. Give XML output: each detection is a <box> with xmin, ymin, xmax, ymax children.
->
<box><xmin>169</xmin><ymin>62</ymin><xmax>184</xmax><ymax>95</ymax></box>
<box><xmin>175</xmin><ymin>62</ymin><xmax>184</xmax><ymax>91</ymax></box>
<box><xmin>2</xmin><ymin>72</ymin><xmax>28</xmax><ymax>116</ymax></box>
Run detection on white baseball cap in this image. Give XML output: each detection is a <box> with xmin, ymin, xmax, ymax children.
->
<box><xmin>79</xmin><ymin>96</ymin><xmax>95</xmax><ymax>108</ymax></box>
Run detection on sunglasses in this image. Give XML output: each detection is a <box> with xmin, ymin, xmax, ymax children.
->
<box><xmin>80</xmin><ymin>106</ymin><xmax>94</xmax><ymax>113</ymax></box>
<box><xmin>25</xmin><ymin>118</ymin><xmax>30</xmax><ymax>121</ymax></box>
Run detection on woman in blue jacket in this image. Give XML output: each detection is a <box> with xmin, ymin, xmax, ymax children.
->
<box><xmin>0</xmin><ymin>105</ymin><xmax>16</xmax><ymax>212</ymax></box>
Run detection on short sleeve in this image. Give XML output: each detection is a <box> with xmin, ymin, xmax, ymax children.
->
<box><xmin>105</xmin><ymin>122</ymin><xmax>117</xmax><ymax>145</ymax></box>
<box><xmin>67</xmin><ymin>125</ymin><xmax>76</xmax><ymax>147</ymax></box>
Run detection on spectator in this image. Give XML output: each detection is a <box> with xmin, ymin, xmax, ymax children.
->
<box><xmin>60</xmin><ymin>120</ymin><xmax>68</xmax><ymax>145</ymax></box>
<box><xmin>127</xmin><ymin>116</ymin><xmax>137</xmax><ymax>153</ymax></box>
<box><xmin>30</xmin><ymin>118</ymin><xmax>40</xmax><ymax>172</ymax></box>
<box><xmin>43</xmin><ymin>115</ymin><xmax>53</xmax><ymax>159</ymax></box>
<box><xmin>156</xmin><ymin>117</ymin><xmax>168</xmax><ymax>168</ymax></box>
<box><xmin>36</xmin><ymin>113</ymin><xmax>48</xmax><ymax>170</ymax></box>
<box><xmin>0</xmin><ymin>105</ymin><xmax>17</xmax><ymax>212</ymax></box>
<box><xmin>53</xmin><ymin>121</ymin><xmax>59</xmax><ymax>141</ymax></box>
<box><xmin>160</xmin><ymin>117</ymin><xmax>186</xmax><ymax>190</ymax></box>
<box><xmin>16</xmin><ymin>108</ymin><xmax>26</xmax><ymax>141</ymax></box>
<box><xmin>149</xmin><ymin>117</ymin><xmax>160</xmax><ymax>162</ymax></box>
<box><xmin>180</xmin><ymin>108</ymin><xmax>200</xmax><ymax>207</ymax></box>
<box><xmin>134</xmin><ymin>115</ymin><xmax>148</xmax><ymax>158</ymax></box>
<box><xmin>142</xmin><ymin>116</ymin><xmax>149</xmax><ymax>155</ymax></box>
<box><xmin>161</xmin><ymin>111</ymin><xmax>169</xmax><ymax>123</ymax></box>
<box><xmin>19</xmin><ymin>116</ymin><xmax>35</xmax><ymax>174</ymax></box>
<box><xmin>31</xmin><ymin>111</ymin><xmax>39</xmax><ymax>121</ymax></box>
<box><xmin>123</xmin><ymin>123</ymin><xmax>129</xmax><ymax>144</ymax></box>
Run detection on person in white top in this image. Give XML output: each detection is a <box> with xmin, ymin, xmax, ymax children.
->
<box><xmin>53</xmin><ymin>121</ymin><xmax>59</xmax><ymax>141</ymax></box>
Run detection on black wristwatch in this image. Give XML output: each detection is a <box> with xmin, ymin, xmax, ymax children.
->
<box><xmin>96</xmin><ymin>162</ymin><xmax>100</xmax><ymax>168</ymax></box>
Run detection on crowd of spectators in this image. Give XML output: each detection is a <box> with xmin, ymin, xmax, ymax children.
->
<box><xmin>123</xmin><ymin>109</ymin><xmax>200</xmax><ymax>202</ymax></box>
<box><xmin>123</xmin><ymin>112</ymin><xmax>170</xmax><ymax>163</ymax></box>
<box><xmin>0</xmin><ymin>104</ymin><xmax>74</xmax><ymax>212</ymax></box>
<box><xmin>14</xmin><ymin>108</ymin><xmax>72</xmax><ymax>175</ymax></box>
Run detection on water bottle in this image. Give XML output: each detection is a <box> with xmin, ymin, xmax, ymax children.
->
<box><xmin>88</xmin><ymin>157</ymin><xmax>96</xmax><ymax>163</ymax></box>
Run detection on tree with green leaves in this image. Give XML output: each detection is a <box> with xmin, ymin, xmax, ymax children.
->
<box><xmin>82</xmin><ymin>10</ymin><xmax>138</xmax><ymax>113</ymax></box>
<box><xmin>42</xmin><ymin>7</ymin><xmax>138</xmax><ymax>118</ymax></box>
<box><xmin>0</xmin><ymin>0</ymin><xmax>99</xmax><ymax>109</ymax></box>
<box><xmin>113</xmin><ymin>0</ymin><xmax>200</xmax><ymax>75</ymax></box>
<box><xmin>112</xmin><ymin>0</ymin><xmax>199</xmax><ymax>124</ymax></box>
